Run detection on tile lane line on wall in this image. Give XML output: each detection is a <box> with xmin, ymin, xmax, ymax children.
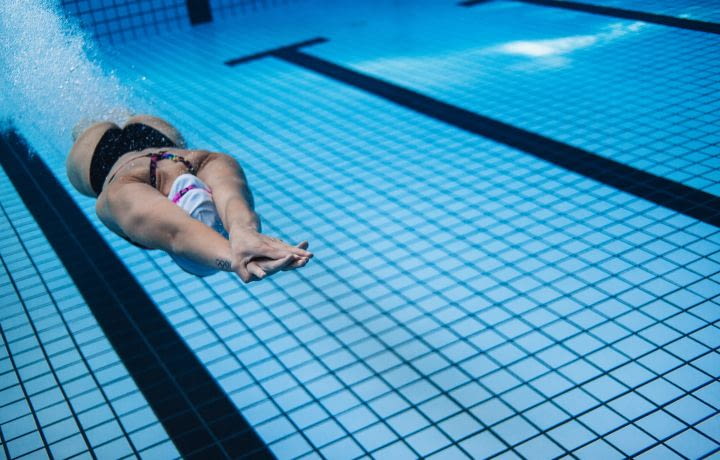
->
<box><xmin>187</xmin><ymin>0</ymin><xmax>212</xmax><ymax>24</ymax></box>
<box><xmin>225</xmin><ymin>38</ymin><xmax>720</xmax><ymax>228</ymax></box>
<box><xmin>0</xmin><ymin>131</ymin><xmax>274</xmax><ymax>460</ymax></box>
<box><xmin>460</xmin><ymin>0</ymin><xmax>720</xmax><ymax>35</ymax></box>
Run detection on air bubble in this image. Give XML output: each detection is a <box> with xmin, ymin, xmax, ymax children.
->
<box><xmin>0</xmin><ymin>0</ymin><xmax>132</xmax><ymax>155</ymax></box>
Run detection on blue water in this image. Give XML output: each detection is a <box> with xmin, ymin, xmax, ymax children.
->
<box><xmin>572</xmin><ymin>0</ymin><xmax>720</xmax><ymax>22</ymax></box>
<box><xmin>1</xmin><ymin>0</ymin><xmax>719</xmax><ymax>458</ymax></box>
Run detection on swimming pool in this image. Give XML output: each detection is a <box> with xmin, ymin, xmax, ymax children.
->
<box><xmin>1</xmin><ymin>0</ymin><xmax>719</xmax><ymax>458</ymax></box>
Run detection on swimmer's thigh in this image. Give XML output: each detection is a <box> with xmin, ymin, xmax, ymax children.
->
<box><xmin>125</xmin><ymin>114</ymin><xmax>186</xmax><ymax>148</ymax></box>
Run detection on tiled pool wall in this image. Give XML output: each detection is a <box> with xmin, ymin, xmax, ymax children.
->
<box><xmin>60</xmin><ymin>0</ymin><xmax>302</xmax><ymax>43</ymax></box>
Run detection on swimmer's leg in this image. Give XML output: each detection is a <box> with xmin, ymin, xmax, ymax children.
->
<box><xmin>72</xmin><ymin>108</ymin><xmax>134</xmax><ymax>141</ymax></box>
<box><xmin>67</xmin><ymin>121</ymin><xmax>120</xmax><ymax>197</ymax></box>
<box><xmin>124</xmin><ymin>114</ymin><xmax>187</xmax><ymax>148</ymax></box>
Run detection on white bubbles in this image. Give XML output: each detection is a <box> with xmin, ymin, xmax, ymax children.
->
<box><xmin>0</xmin><ymin>0</ymin><xmax>131</xmax><ymax>154</ymax></box>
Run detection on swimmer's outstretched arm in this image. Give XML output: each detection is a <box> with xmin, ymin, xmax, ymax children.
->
<box><xmin>195</xmin><ymin>151</ymin><xmax>260</xmax><ymax>233</ymax></box>
<box><xmin>96</xmin><ymin>182</ymin><xmax>303</xmax><ymax>281</ymax></box>
<box><xmin>196</xmin><ymin>151</ymin><xmax>313</xmax><ymax>279</ymax></box>
<box><xmin>98</xmin><ymin>182</ymin><xmax>236</xmax><ymax>270</ymax></box>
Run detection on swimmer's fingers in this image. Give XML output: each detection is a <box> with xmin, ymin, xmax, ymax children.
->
<box><xmin>270</xmin><ymin>243</ymin><xmax>312</xmax><ymax>257</ymax></box>
<box><xmin>253</xmin><ymin>254</ymin><xmax>309</xmax><ymax>273</ymax></box>
<box><xmin>263</xmin><ymin>236</ymin><xmax>312</xmax><ymax>258</ymax></box>
<box><xmin>232</xmin><ymin>262</ymin><xmax>253</xmax><ymax>283</ymax></box>
<box><xmin>264</xmin><ymin>245</ymin><xmax>312</xmax><ymax>260</ymax></box>
<box><xmin>247</xmin><ymin>263</ymin><xmax>267</xmax><ymax>281</ymax></box>
<box><xmin>255</xmin><ymin>255</ymin><xmax>294</xmax><ymax>274</ymax></box>
<box><xmin>282</xmin><ymin>255</ymin><xmax>310</xmax><ymax>270</ymax></box>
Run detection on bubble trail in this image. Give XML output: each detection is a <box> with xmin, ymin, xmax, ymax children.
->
<box><xmin>0</xmin><ymin>0</ymin><xmax>131</xmax><ymax>155</ymax></box>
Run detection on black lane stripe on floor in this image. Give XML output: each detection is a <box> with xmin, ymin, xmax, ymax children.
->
<box><xmin>460</xmin><ymin>0</ymin><xmax>720</xmax><ymax>35</ymax></box>
<box><xmin>0</xmin><ymin>130</ymin><xmax>274</xmax><ymax>460</ymax></box>
<box><xmin>226</xmin><ymin>39</ymin><xmax>720</xmax><ymax>228</ymax></box>
<box><xmin>225</xmin><ymin>37</ymin><xmax>328</xmax><ymax>66</ymax></box>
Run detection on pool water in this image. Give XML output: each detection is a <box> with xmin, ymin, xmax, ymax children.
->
<box><xmin>1</xmin><ymin>0</ymin><xmax>719</xmax><ymax>458</ymax></box>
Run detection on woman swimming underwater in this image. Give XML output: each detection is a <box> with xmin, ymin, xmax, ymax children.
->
<box><xmin>66</xmin><ymin>114</ymin><xmax>312</xmax><ymax>282</ymax></box>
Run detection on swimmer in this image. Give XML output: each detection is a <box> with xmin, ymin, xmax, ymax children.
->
<box><xmin>66</xmin><ymin>114</ymin><xmax>312</xmax><ymax>282</ymax></box>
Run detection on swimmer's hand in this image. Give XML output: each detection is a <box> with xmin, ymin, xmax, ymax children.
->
<box><xmin>230</xmin><ymin>229</ymin><xmax>312</xmax><ymax>283</ymax></box>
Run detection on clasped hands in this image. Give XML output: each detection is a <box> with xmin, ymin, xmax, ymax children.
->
<box><xmin>229</xmin><ymin>228</ymin><xmax>312</xmax><ymax>283</ymax></box>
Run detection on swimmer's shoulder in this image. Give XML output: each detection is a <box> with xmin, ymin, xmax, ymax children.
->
<box><xmin>181</xmin><ymin>148</ymin><xmax>216</xmax><ymax>170</ymax></box>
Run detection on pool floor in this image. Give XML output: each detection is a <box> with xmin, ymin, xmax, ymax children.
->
<box><xmin>1</xmin><ymin>0</ymin><xmax>719</xmax><ymax>458</ymax></box>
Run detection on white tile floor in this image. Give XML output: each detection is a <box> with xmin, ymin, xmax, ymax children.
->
<box><xmin>1</xmin><ymin>0</ymin><xmax>719</xmax><ymax>458</ymax></box>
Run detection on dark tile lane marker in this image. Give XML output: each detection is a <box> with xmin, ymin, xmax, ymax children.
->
<box><xmin>225</xmin><ymin>37</ymin><xmax>328</xmax><ymax>66</ymax></box>
<box><xmin>460</xmin><ymin>0</ymin><xmax>720</xmax><ymax>35</ymax></box>
<box><xmin>187</xmin><ymin>0</ymin><xmax>212</xmax><ymax>25</ymax></box>
<box><xmin>226</xmin><ymin>38</ymin><xmax>720</xmax><ymax>228</ymax></box>
<box><xmin>0</xmin><ymin>131</ymin><xmax>274</xmax><ymax>460</ymax></box>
